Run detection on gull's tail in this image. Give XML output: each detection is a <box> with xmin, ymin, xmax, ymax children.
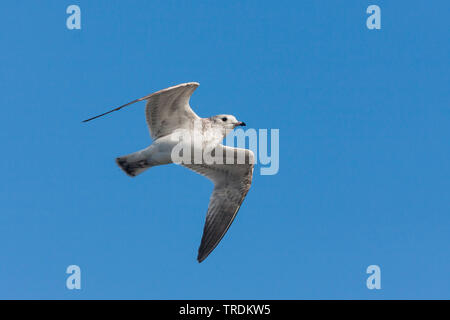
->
<box><xmin>116</xmin><ymin>150</ymin><xmax>154</xmax><ymax>177</ymax></box>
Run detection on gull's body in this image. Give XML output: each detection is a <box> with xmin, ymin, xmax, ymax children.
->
<box><xmin>94</xmin><ymin>82</ymin><xmax>255</xmax><ymax>262</ymax></box>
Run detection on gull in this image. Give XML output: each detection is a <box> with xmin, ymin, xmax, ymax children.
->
<box><xmin>83</xmin><ymin>82</ymin><xmax>255</xmax><ymax>262</ymax></box>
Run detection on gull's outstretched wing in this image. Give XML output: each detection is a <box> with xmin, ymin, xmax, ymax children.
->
<box><xmin>183</xmin><ymin>145</ymin><xmax>255</xmax><ymax>262</ymax></box>
<box><xmin>145</xmin><ymin>82</ymin><xmax>200</xmax><ymax>139</ymax></box>
<box><xmin>82</xmin><ymin>82</ymin><xmax>200</xmax><ymax>127</ymax></box>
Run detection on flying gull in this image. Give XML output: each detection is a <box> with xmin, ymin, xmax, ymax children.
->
<box><xmin>83</xmin><ymin>82</ymin><xmax>255</xmax><ymax>262</ymax></box>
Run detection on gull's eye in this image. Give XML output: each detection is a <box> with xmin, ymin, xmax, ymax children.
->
<box><xmin>221</xmin><ymin>117</ymin><xmax>227</xmax><ymax>122</ymax></box>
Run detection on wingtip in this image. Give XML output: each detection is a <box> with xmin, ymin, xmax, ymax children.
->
<box><xmin>197</xmin><ymin>251</ymin><xmax>209</xmax><ymax>263</ymax></box>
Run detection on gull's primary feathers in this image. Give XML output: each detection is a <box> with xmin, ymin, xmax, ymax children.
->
<box><xmin>84</xmin><ymin>82</ymin><xmax>254</xmax><ymax>262</ymax></box>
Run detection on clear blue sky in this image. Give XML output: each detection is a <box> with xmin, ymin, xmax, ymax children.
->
<box><xmin>0</xmin><ymin>1</ymin><xmax>449</xmax><ymax>299</ymax></box>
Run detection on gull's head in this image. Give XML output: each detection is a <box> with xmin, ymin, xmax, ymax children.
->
<box><xmin>211</xmin><ymin>114</ymin><xmax>246</xmax><ymax>130</ymax></box>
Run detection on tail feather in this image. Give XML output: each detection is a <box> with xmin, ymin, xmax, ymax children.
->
<box><xmin>116</xmin><ymin>152</ymin><xmax>153</xmax><ymax>177</ymax></box>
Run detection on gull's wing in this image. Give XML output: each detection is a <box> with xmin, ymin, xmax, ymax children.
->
<box><xmin>145</xmin><ymin>82</ymin><xmax>200</xmax><ymax>139</ymax></box>
<box><xmin>182</xmin><ymin>145</ymin><xmax>255</xmax><ymax>262</ymax></box>
<box><xmin>82</xmin><ymin>82</ymin><xmax>200</xmax><ymax>126</ymax></box>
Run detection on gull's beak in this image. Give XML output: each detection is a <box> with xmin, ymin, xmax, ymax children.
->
<box><xmin>236</xmin><ymin>121</ymin><xmax>246</xmax><ymax>127</ymax></box>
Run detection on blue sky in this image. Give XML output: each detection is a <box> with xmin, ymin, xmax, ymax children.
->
<box><xmin>0</xmin><ymin>1</ymin><xmax>449</xmax><ymax>299</ymax></box>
